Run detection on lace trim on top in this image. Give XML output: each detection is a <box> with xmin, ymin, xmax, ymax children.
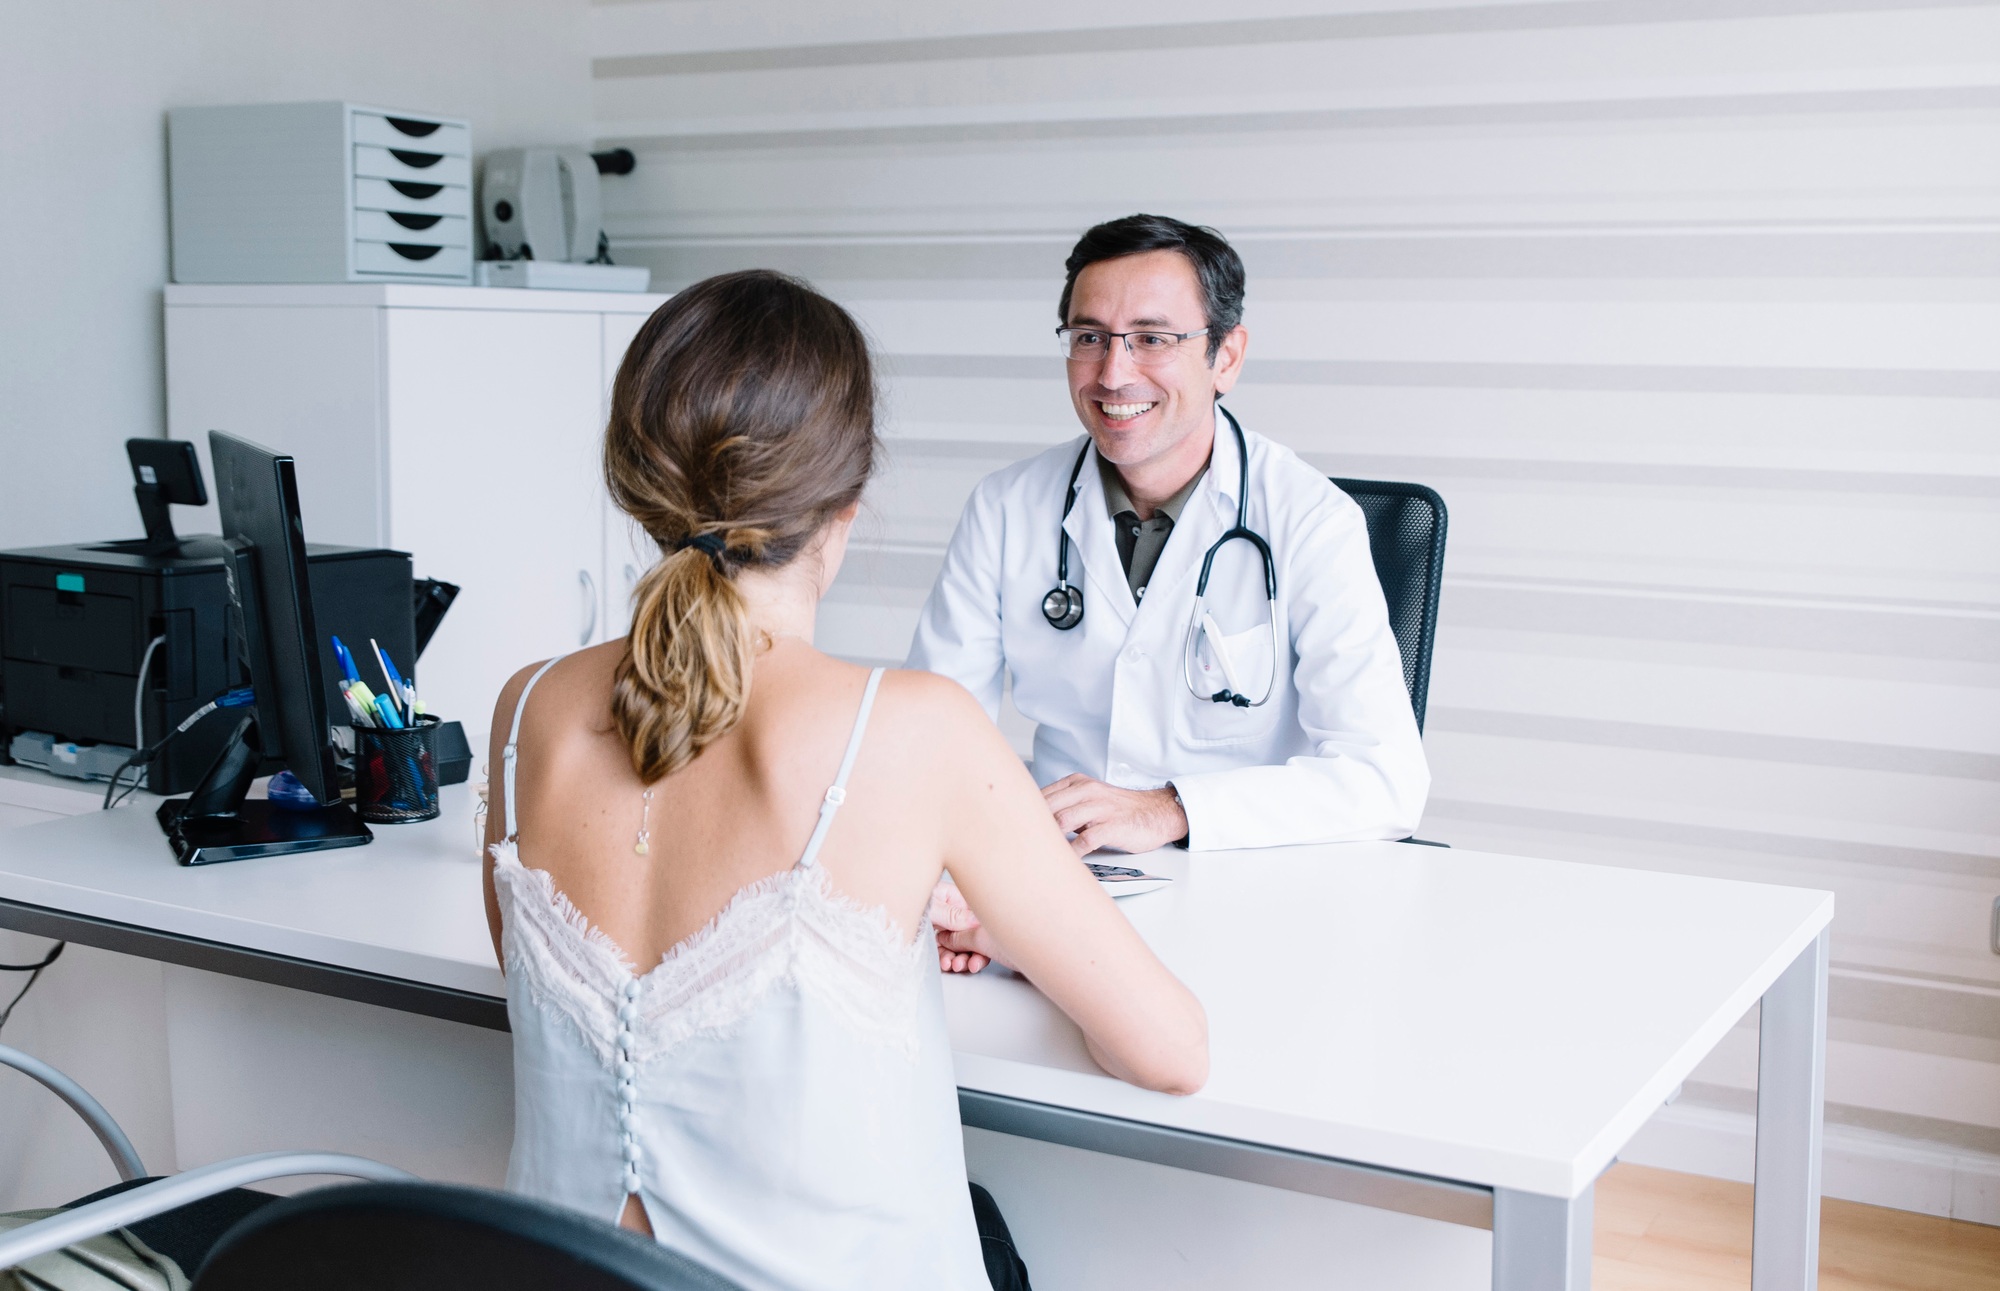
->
<box><xmin>490</xmin><ymin>842</ymin><xmax>930</xmax><ymax>1067</ymax></box>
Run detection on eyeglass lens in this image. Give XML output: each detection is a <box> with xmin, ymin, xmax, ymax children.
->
<box><xmin>1060</xmin><ymin>331</ymin><xmax>1196</xmax><ymax>365</ymax></box>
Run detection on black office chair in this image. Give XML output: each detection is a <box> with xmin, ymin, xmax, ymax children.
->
<box><xmin>195</xmin><ymin>1182</ymin><xmax>743</xmax><ymax>1290</ymax></box>
<box><xmin>1327</xmin><ymin>478</ymin><xmax>1447</xmax><ymax>734</ymax></box>
<box><xmin>0</xmin><ymin>1043</ymin><xmax>741</xmax><ymax>1291</ymax></box>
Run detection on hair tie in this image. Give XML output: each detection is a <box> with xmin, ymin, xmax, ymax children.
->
<box><xmin>676</xmin><ymin>532</ymin><xmax>729</xmax><ymax>568</ymax></box>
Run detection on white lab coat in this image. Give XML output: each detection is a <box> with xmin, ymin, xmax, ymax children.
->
<box><xmin>906</xmin><ymin>420</ymin><xmax>1431</xmax><ymax>851</ymax></box>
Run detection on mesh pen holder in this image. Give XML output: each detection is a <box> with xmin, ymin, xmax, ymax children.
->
<box><xmin>353</xmin><ymin>716</ymin><xmax>441</xmax><ymax>824</ymax></box>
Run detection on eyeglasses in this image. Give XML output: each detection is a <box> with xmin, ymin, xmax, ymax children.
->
<box><xmin>1056</xmin><ymin>327</ymin><xmax>1210</xmax><ymax>365</ymax></box>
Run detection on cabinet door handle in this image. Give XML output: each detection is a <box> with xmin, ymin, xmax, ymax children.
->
<box><xmin>623</xmin><ymin>563</ymin><xmax>639</xmax><ymax>604</ymax></box>
<box><xmin>578</xmin><ymin>569</ymin><xmax>599</xmax><ymax>646</ymax></box>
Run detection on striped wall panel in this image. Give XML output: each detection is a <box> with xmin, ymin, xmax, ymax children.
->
<box><xmin>588</xmin><ymin>0</ymin><xmax>2000</xmax><ymax>1159</ymax></box>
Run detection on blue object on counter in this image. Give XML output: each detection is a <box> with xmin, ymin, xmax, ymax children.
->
<box><xmin>266</xmin><ymin>769</ymin><xmax>321</xmax><ymax>810</ymax></box>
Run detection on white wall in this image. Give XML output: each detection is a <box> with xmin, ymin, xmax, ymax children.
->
<box><xmin>589</xmin><ymin>0</ymin><xmax>2000</xmax><ymax>1218</ymax></box>
<box><xmin>0</xmin><ymin>0</ymin><xmax>594</xmax><ymax>552</ymax></box>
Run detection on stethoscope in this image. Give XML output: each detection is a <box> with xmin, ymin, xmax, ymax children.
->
<box><xmin>1041</xmin><ymin>406</ymin><xmax>1281</xmax><ymax>707</ymax></box>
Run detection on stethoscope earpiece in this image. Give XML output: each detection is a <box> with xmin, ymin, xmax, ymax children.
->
<box><xmin>1042</xmin><ymin>583</ymin><xmax>1084</xmax><ymax>630</ymax></box>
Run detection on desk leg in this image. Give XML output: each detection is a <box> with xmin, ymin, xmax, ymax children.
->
<box><xmin>1752</xmin><ymin>928</ymin><xmax>1828</xmax><ymax>1291</ymax></box>
<box><xmin>1492</xmin><ymin>1186</ymin><xmax>1591</xmax><ymax>1291</ymax></box>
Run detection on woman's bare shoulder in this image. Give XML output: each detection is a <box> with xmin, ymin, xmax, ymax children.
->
<box><xmin>875</xmin><ymin>666</ymin><xmax>982</xmax><ymax>715</ymax></box>
<box><xmin>868</xmin><ymin>668</ymin><xmax>1016</xmax><ymax>768</ymax></box>
<box><xmin>488</xmin><ymin>643</ymin><xmax>625</xmax><ymax>743</ymax></box>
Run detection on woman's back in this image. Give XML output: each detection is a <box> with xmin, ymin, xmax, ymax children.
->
<box><xmin>496</xmin><ymin>643</ymin><xmax>951</xmax><ymax>967</ymax></box>
<box><xmin>489</xmin><ymin>643</ymin><xmax>991</xmax><ymax>1291</ymax></box>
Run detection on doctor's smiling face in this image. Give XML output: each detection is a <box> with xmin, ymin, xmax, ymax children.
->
<box><xmin>1063</xmin><ymin>242</ymin><xmax>1248</xmax><ymax>506</ymax></box>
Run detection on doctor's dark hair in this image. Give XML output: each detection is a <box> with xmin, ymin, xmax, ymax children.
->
<box><xmin>603</xmin><ymin>269</ymin><xmax>878</xmax><ymax>783</ymax></box>
<box><xmin>1058</xmin><ymin>214</ymin><xmax>1245</xmax><ymax>362</ymax></box>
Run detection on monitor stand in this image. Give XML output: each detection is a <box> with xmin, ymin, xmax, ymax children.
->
<box><xmin>156</xmin><ymin>713</ymin><xmax>370</xmax><ymax>866</ymax></box>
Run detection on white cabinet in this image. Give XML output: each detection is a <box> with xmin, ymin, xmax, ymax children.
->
<box><xmin>166</xmin><ymin>284</ymin><xmax>668</xmax><ymax>741</ymax></box>
<box><xmin>600</xmin><ymin>309</ymin><xmax>657</xmax><ymax>639</ymax></box>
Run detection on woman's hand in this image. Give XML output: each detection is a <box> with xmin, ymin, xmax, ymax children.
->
<box><xmin>928</xmin><ymin>879</ymin><xmax>1001</xmax><ymax>974</ymax></box>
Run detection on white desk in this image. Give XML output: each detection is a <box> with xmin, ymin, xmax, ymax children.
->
<box><xmin>0</xmin><ymin>786</ymin><xmax>1831</xmax><ymax>1290</ymax></box>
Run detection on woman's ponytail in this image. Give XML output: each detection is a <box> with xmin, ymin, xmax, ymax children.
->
<box><xmin>603</xmin><ymin>271</ymin><xmax>877</xmax><ymax>784</ymax></box>
<box><xmin>611</xmin><ymin>540</ymin><xmax>757</xmax><ymax>783</ymax></box>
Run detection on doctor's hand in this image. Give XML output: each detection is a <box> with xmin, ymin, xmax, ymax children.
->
<box><xmin>1041</xmin><ymin>776</ymin><xmax>1188</xmax><ymax>857</ymax></box>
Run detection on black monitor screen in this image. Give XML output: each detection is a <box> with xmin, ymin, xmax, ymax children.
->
<box><xmin>210</xmin><ymin>431</ymin><xmax>340</xmax><ymax>805</ymax></box>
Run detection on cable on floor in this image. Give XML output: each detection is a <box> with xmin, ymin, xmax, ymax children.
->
<box><xmin>0</xmin><ymin>941</ymin><xmax>66</xmax><ymax>1035</ymax></box>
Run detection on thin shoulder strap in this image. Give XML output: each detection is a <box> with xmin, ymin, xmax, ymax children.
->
<box><xmin>500</xmin><ymin>655</ymin><xmax>567</xmax><ymax>842</ymax></box>
<box><xmin>796</xmin><ymin>667</ymin><xmax>886</xmax><ymax>870</ymax></box>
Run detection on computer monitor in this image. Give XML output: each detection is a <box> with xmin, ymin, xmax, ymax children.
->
<box><xmin>153</xmin><ymin>432</ymin><xmax>371</xmax><ymax>864</ymax></box>
<box><xmin>211</xmin><ymin>431</ymin><xmax>341</xmax><ymax>804</ymax></box>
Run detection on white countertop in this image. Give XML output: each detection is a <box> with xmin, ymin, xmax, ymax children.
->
<box><xmin>0</xmin><ymin>785</ymin><xmax>1830</xmax><ymax>1198</ymax></box>
<box><xmin>164</xmin><ymin>283</ymin><xmax>671</xmax><ymax>313</ymax></box>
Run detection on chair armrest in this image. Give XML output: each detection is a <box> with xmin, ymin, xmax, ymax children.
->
<box><xmin>0</xmin><ymin>1043</ymin><xmax>146</xmax><ymax>1181</ymax></box>
<box><xmin>0</xmin><ymin>1151</ymin><xmax>414</xmax><ymax>1271</ymax></box>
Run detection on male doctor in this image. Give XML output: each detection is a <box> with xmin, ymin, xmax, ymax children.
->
<box><xmin>908</xmin><ymin>214</ymin><xmax>1430</xmax><ymax>857</ymax></box>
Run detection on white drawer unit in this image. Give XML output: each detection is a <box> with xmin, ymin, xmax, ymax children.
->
<box><xmin>169</xmin><ymin>101</ymin><xmax>473</xmax><ymax>285</ymax></box>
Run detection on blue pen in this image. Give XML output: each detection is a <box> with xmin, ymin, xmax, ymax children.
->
<box><xmin>370</xmin><ymin>638</ymin><xmax>413</xmax><ymax>722</ymax></box>
<box><xmin>330</xmin><ymin>635</ymin><xmax>362</xmax><ymax>686</ymax></box>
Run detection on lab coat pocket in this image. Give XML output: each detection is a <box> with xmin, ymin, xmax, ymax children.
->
<box><xmin>1178</xmin><ymin>621</ymin><xmax>1280</xmax><ymax>746</ymax></box>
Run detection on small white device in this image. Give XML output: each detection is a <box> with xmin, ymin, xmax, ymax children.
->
<box><xmin>479</xmin><ymin>147</ymin><xmax>605</xmax><ymax>264</ymax></box>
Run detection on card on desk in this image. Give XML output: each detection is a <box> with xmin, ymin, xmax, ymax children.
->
<box><xmin>1088</xmin><ymin>862</ymin><xmax>1172</xmax><ymax>898</ymax></box>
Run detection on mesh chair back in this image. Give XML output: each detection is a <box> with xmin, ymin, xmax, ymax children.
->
<box><xmin>194</xmin><ymin>1181</ymin><xmax>743</xmax><ymax>1291</ymax></box>
<box><xmin>1327</xmin><ymin>479</ymin><xmax>1447</xmax><ymax>733</ymax></box>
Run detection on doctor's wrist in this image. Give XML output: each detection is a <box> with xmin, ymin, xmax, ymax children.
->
<box><xmin>1165</xmin><ymin>784</ymin><xmax>1189</xmax><ymax>850</ymax></box>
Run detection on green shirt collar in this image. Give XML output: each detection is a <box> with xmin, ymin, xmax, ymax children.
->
<box><xmin>1097</xmin><ymin>451</ymin><xmax>1206</xmax><ymax>524</ymax></box>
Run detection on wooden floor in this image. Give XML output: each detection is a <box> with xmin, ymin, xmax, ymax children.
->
<box><xmin>1596</xmin><ymin>1163</ymin><xmax>2000</xmax><ymax>1290</ymax></box>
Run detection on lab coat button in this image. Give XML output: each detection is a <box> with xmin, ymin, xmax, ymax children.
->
<box><xmin>1123</xmin><ymin>647</ymin><xmax>1143</xmax><ymax>664</ymax></box>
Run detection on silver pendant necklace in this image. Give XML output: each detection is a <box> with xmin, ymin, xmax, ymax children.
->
<box><xmin>634</xmin><ymin>787</ymin><xmax>655</xmax><ymax>856</ymax></box>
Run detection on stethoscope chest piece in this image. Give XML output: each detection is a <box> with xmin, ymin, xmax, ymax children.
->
<box><xmin>1042</xmin><ymin>582</ymin><xmax>1084</xmax><ymax>630</ymax></box>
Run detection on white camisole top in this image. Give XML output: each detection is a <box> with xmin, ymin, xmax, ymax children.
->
<box><xmin>489</xmin><ymin>662</ymin><xmax>989</xmax><ymax>1290</ymax></box>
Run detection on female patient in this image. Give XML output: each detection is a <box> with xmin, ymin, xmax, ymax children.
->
<box><xmin>482</xmin><ymin>270</ymin><xmax>1207</xmax><ymax>1289</ymax></box>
